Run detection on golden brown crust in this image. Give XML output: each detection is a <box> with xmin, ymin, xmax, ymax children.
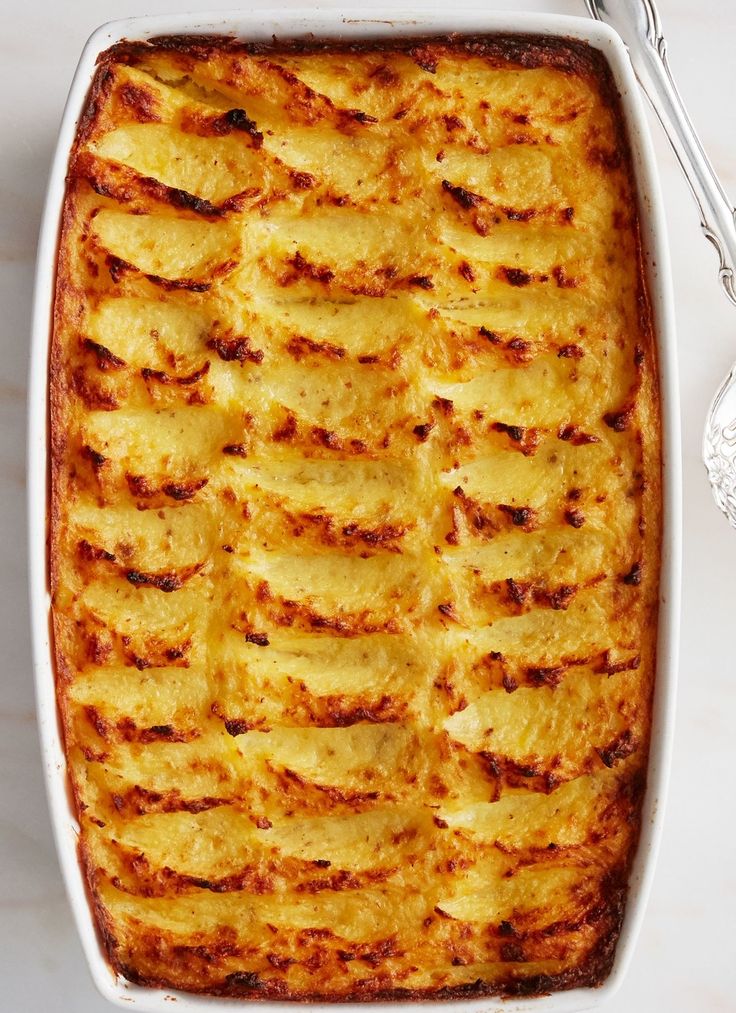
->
<box><xmin>49</xmin><ymin>33</ymin><xmax>661</xmax><ymax>1001</ymax></box>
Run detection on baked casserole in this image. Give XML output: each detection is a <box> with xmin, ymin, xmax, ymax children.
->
<box><xmin>49</xmin><ymin>34</ymin><xmax>661</xmax><ymax>1001</ymax></box>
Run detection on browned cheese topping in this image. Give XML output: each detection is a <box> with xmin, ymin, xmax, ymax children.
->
<box><xmin>50</xmin><ymin>34</ymin><xmax>661</xmax><ymax>1001</ymax></box>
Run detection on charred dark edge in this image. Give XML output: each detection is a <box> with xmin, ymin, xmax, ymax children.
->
<box><xmin>74</xmin><ymin>65</ymin><xmax>117</xmax><ymax>152</ymax></box>
<box><xmin>128</xmin><ymin>176</ymin><xmax>223</xmax><ymax>218</ymax></box>
<box><xmin>78</xmin><ymin>841</ymin><xmax>127</xmax><ymax>984</ymax></box>
<box><xmin>101</xmin><ymin>34</ymin><xmax>626</xmax><ymax>93</ymax></box>
<box><xmin>125</xmin><ymin>474</ymin><xmax>209</xmax><ymax>502</ymax></box>
<box><xmin>49</xmin><ymin>185</ymin><xmax>101</xmax><ymax>985</ymax></box>
<box><xmin>107</xmin><ymin>868</ymin><xmax>628</xmax><ymax>997</ymax></box>
<box><xmin>441</xmin><ymin>178</ymin><xmax>485</xmax><ymax>210</ymax></box>
<box><xmin>125</xmin><ymin>561</ymin><xmax>204</xmax><ymax>592</ymax></box>
<box><xmin>103</xmin><ymin>252</ymin><xmax>215</xmax><ymax>293</ymax></box>
<box><xmin>141</xmin><ymin>361</ymin><xmax>210</xmax><ymax>386</ymax></box>
<box><xmin>73</xmin><ymin>151</ymin><xmax>257</xmax><ymax>220</ymax></box>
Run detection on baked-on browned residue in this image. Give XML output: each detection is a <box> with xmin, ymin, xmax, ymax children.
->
<box><xmin>50</xmin><ymin>33</ymin><xmax>661</xmax><ymax>1004</ymax></box>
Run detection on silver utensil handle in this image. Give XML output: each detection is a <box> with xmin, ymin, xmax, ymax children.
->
<box><xmin>586</xmin><ymin>0</ymin><xmax>736</xmax><ymax>305</ymax></box>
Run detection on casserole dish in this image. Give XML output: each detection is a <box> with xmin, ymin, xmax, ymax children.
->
<box><xmin>29</xmin><ymin>8</ymin><xmax>681</xmax><ymax>1012</ymax></box>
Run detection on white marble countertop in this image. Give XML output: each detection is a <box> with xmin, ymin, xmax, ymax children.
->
<box><xmin>2</xmin><ymin>1</ymin><xmax>735</xmax><ymax>1010</ymax></box>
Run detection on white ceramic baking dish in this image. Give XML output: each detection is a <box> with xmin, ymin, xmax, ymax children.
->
<box><xmin>28</xmin><ymin>7</ymin><xmax>681</xmax><ymax>1012</ymax></box>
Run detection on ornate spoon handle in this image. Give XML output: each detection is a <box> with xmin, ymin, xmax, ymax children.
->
<box><xmin>585</xmin><ymin>0</ymin><xmax>736</xmax><ymax>305</ymax></box>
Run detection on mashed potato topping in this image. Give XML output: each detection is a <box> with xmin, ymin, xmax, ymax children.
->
<box><xmin>50</xmin><ymin>34</ymin><xmax>660</xmax><ymax>1000</ymax></box>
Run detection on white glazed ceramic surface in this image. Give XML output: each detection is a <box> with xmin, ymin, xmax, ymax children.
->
<box><xmin>28</xmin><ymin>10</ymin><xmax>681</xmax><ymax>1012</ymax></box>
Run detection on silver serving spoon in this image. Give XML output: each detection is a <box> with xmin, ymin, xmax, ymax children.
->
<box><xmin>585</xmin><ymin>0</ymin><xmax>736</xmax><ymax>527</ymax></box>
